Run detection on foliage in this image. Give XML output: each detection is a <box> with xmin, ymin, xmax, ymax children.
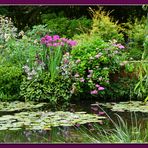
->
<box><xmin>105</xmin><ymin>77</ymin><xmax>137</xmax><ymax>101</ymax></box>
<box><xmin>71</xmin><ymin>34</ymin><xmax>126</xmax><ymax>99</ymax></box>
<box><xmin>128</xmin><ymin>16</ymin><xmax>148</xmax><ymax>101</ymax></box>
<box><xmin>74</xmin><ymin>113</ymin><xmax>147</xmax><ymax>143</ymax></box>
<box><xmin>89</xmin><ymin>8</ymin><xmax>124</xmax><ymax>42</ymax></box>
<box><xmin>0</xmin><ymin>65</ymin><xmax>23</xmax><ymax>101</ymax></box>
<box><xmin>0</xmin><ymin>15</ymin><xmax>17</xmax><ymax>44</ymax></box>
<box><xmin>20</xmin><ymin>73</ymin><xmax>73</xmax><ymax>109</ymax></box>
<box><xmin>41</xmin><ymin>13</ymin><xmax>92</xmax><ymax>38</ymax></box>
<box><xmin>134</xmin><ymin>38</ymin><xmax>148</xmax><ymax>101</ymax></box>
<box><xmin>26</xmin><ymin>24</ymin><xmax>52</xmax><ymax>40</ymax></box>
<box><xmin>1</xmin><ymin>34</ymin><xmax>42</xmax><ymax>68</ymax></box>
<box><xmin>125</xmin><ymin>17</ymin><xmax>146</xmax><ymax>60</ymax></box>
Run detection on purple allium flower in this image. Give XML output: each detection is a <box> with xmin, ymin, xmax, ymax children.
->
<box><xmin>98</xmin><ymin>86</ymin><xmax>105</xmax><ymax>91</ymax></box>
<box><xmin>46</xmin><ymin>43</ymin><xmax>52</xmax><ymax>47</ymax></box>
<box><xmin>90</xmin><ymin>90</ymin><xmax>98</xmax><ymax>95</ymax></box>
<box><xmin>95</xmin><ymin>84</ymin><xmax>100</xmax><ymax>88</ymax></box>
<box><xmin>68</xmin><ymin>40</ymin><xmax>77</xmax><ymax>46</ymax></box>
<box><xmin>60</xmin><ymin>42</ymin><xmax>65</xmax><ymax>46</ymax></box>
<box><xmin>40</xmin><ymin>37</ymin><xmax>46</xmax><ymax>44</ymax></box>
<box><xmin>80</xmin><ymin>77</ymin><xmax>85</xmax><ymax>82</ymax></box>
<box><xmin>76</xmin><ymin>59</ymin><xmax>81</xmax><ymax>64</ymax></box>
<box><xmin>53</xmin><ymin>35</ymin><xmax>60</xmax><ymax>41</ymax></box>
<box><xmin>53</xmin><ymin>43</ymin><xmax>58</xmax><ymax>47</ymax></box>
<box><xmin>61</xmin><ymin>38</ymin><xmax>68</xmax><ymax>42</ymax></box>
<box><xmin>45</xmin><ymin>35</ymin><xmax>52</xmax><ymax>41</ymax></box>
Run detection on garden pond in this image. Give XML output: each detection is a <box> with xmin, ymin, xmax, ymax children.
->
<box><xmin>0</xmin><ymin>101</ymin><xmax>148</xmax><ymax>143</ymax></box>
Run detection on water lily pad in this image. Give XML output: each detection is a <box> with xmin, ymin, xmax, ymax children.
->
<box><xmin>0</xmin><ymin>101</ymin><xmax>47</xmax><ymax>112</ymax></box>
<box><xmin>100</xmin><ymin>101</ymin><xmax>148</xmax><ymax>113</ymax></box>
<box><xmin>0</xmin><ymin>109</ymin><xmax>106</xmax><ymax>131</ymax></box>
<box><xmin>9</xmin><ymin>127</ymin><xmax>22</xmax><ymax>130</ymax></box>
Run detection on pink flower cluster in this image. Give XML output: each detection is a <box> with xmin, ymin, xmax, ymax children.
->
<box><xmin>113</xmin><ymin>43</ymin><xmax>125</xmax><ymax>49</ymax></box>
<box><xmin>87</xmin><ymin>70</ymin><xmax>93</xmax><ymax>78</ymax></box>
<box><xmin>40</xmin><ymin>35</ymin><xmax>77</xmax><ymax>47</ymax></box>
<box><xmin>95</xmin><ymin>53</ymin><xmax>102</xmax><ymax>59</ymax></box>
<box><xmin>90</xmin><ymin>84</ymin><xmax>105</xmax><ymax>95</ymax></box>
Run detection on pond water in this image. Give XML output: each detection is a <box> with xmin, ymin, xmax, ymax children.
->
<box><xmin>0</xmin><ymin>101</ymin><xmax>148</xmax><ymax>143</ymax></box>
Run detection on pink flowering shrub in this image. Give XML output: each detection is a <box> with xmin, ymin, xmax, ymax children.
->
<box><xmin>70</xmin><ymin>34</ymin><xmax>126</xmax><ymax>99</ymax></box>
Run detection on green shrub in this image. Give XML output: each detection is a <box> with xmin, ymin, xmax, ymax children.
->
<box><xmin>0</xmin><ymin>65</ymin><xmax>23</xmax><ymax>101</ymax></box>
<box><xmin>41</xmin><ymin>13</ymin><xmax>92</xmax><ymax>38</ymax></box>
<box><xmin>0</xmin><ymin>15</ymin><xmax>17</xmax><ymax>44</ymax></box>
<box><xmin>2</xmin><ymin>35</ymin><xmax>42</xmax><ymax>68</ymax></box>
<box><xmin>125</xmin><ymin>17</ymin><xmax>146</xmax><ymax>60</ymax></box>
<box><xmin>89</xmin><ymin>8</ymin><xmax>124</xmax><ymax>42</ymax></box>
<box><xmin>71</xmin><ymin>34</ymin><xmax>126</xmax><ymax>100</ymax></box>
<box><xmin>26</xmin><ymin>25</ymin><xmax>52</xmax><ymax>40</ymax></box>
<box><xmin>20</xmin><ymin>73</ymin><xmax>72</xmax><ymax>110</ymax></box>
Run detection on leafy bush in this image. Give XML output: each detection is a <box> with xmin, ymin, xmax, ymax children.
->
<box><xmin>26</xmin><ymin>25</ymin><xmax>52</xmax><ymax>40</ymax></box>
<box><xmin>133</xmin><ymin>34</ymin><xmax>148</xmax><ymax>101</ymax></box>
<box><xmin>71</xmin><ymin>34</ymin><xmax>126</xmax><ymax>100</ymax></box>
<box><xmin>41</xmin><ymin>13</ymin><xmax>92</xmax><ymax>38</ymax></box>
<box><xmin>0</xmin><ymin>64</ymin><xmax>23</xmax><ymax>101</ymax></box>
<box><xmin>20</xmin><ymin>73</ymin><xmax>72</xmax><ymax>110</ymax></box>
<box><xmin>2</xmin><ymin>35</ymin><xmax>42</xmax><ymax>68</ymax></box>
<box><xmin>89</xmin><ymin>8</ymin><xmax>124</xmax><ymax>42</ymax></box>
<box><xmin>20</xmin><ymin>35</ymin><xmax>77</xmax><ymax>108</ymax></box>
<box><xmin>0</xmin><ymin>15</ymin><xmax>17</xmax><ymax>44</ymax></box>
<box><xmin>125</xmin><ymin>17</ymin><xmax>146</xmax><ymax>60</ymax></box>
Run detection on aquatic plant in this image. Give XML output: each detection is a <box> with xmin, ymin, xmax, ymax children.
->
<box><xmin>0</xmin><ymin>109</ymin><xmax>105</xmax><ymax>130</ymax></box>
<box><xmin>73</xmin><ymin>112</ymin><xmax>147</xmax><ymax>143</ymax></box>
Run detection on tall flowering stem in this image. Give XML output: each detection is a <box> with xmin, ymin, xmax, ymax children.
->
<box><xmin>40</xmin><ymin>35</ymin><xmax>77</xmax><ymax>81</ymax></box>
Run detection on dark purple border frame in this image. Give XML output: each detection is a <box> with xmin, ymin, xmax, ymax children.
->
<box><xmin>0</xmin><ymin>0</ymin><xmax>148</xmax><ymax>147</ymax></box>
<box><xmin>1</xmin><ymin>144</ymin><xmax>148</xmax><ymax>148</ymax></box>
<box><xmin>0</xmin><ymin>144</ymin><xmax>147</xmax><ymax>147</ymax></box>
<box><xmin>0</xmin><ymin>0</ymin><xmax>147</xmax><ymax>4</ymax></box>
